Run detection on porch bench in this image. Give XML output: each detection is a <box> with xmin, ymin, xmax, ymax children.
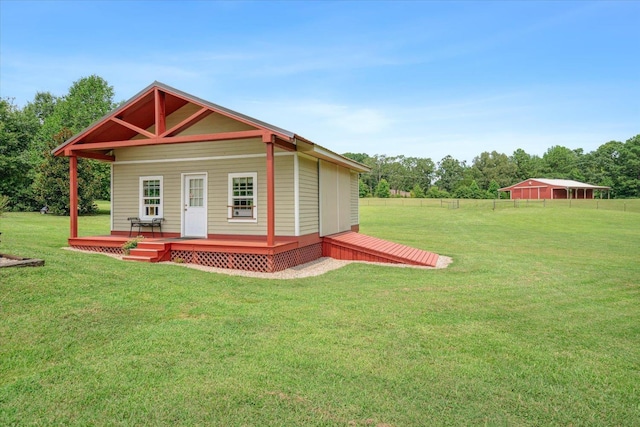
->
<box><xmin>128</xmin><ymin>217</ymin><xmax>164</xmax><ymax>237</ymax></box>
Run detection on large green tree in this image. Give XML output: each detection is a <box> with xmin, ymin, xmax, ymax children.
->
<box><xmin>580</xmin><ymin>140</ymin><xmax>623</xmax><ymax>188</ymax></box>
<box><xmin>33</xmin><ymin>75</ymin><xmax>116</xmax><ymax>214</ymax></box>
<box><xmin>541</xmin><ymin>145</ymin><xmax>582</xmax><ymax>179</ymax></box>
<box><xmin>510</xmin><ymin>148</ymin><xmax>543</xmax><ymax>181</ymax></box>
<box><xmin>402</xmin><ymin>156</ymin><xmax>435</xmax><ymax>192</ymax></box>
<box><xmin>468</xmin><ymin>151</ymin><xmax>517</xmax><ymax>190</ymax></box>
<box><xmin>0</xmin><ymin>98</ymin><xmax>40</xmax><ymax>210</ymax></box>
<box><xmin>32</xmin><ymin>129</ymin><xmax>103</xmax><ymax>215</ymax></box>
<box><xmin>434</xmin><ymin>155</ymin><xmax>466</xmax><ymax>193</ymax></box>
<box><xmin>614</xmin><ymin>135</ymin><xmax>640</xmax><ymax>198</ymax></box>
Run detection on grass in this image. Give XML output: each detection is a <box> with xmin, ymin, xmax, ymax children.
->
<box><xmin>1</xmin><ymin>201</ymin><xmax>639</xmax><ymax>425</ymax></box>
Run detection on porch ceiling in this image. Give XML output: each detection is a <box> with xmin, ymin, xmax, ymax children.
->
<box><xmin>81</xmin><ymin>91</ymin><xmax>189</xmax><ymax>144</ymax></box>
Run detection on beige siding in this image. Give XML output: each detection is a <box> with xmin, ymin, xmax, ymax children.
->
<box><xmin>115</xmin><ymin>139</ymin><xmax>265</xmax><ymax>162</ymax></box>
<box><xmin>338</xmin><ymin>167</ymin><xmax>352</xmax><ymax>231</ymax></box>
<box><xmin>141</xmin><ymin>103</ymin><xmax>256</xmax><ymax>137</ymax></box>
<box><xmin>350</xmin><ymin>172</ymin><xmax>359</xmax><ymax>226</ymax></box>
<box><xmin>299</xmin><ymin>155</ymin><xmax>319</xmax><ymax>235</ymax></box>
<box><xmin>274</xmin><ymin>155</ymin><xmax>295</xmax><ymax>236</ymax></box>
<box><xmin>319</xmin><ymin>161</ymin><xmax>338</xmax><ymax>236</ymax></box>
<box><xmin>319</xmin><ymin>160</ymin><xmax>354</xmax><ymax>236</ymax></box>
<box><xmin>177</xmin><ymin>110</ymin><xmax>255</xmax><ymax>136</ymax></box>
<box><xmin>113</xmin><ymin>152</ymin><xmax>297</xmax><ymax>237</ymax></box>
<box><xmin>112</xmin><ymin>162</ymin><xmax>183</xmax><ymax>233</ymax></box>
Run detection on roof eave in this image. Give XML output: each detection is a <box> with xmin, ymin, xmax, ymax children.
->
<box><xmin>295</xmin><ymin>136</ymin><xmax>371</xmax><ymax>172</ymax></box>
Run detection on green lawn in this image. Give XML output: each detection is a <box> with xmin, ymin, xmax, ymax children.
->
<box><xmin>1</xmin><ymin>202</ymin><xmax>639</xmax><ymax>425</ymax></box>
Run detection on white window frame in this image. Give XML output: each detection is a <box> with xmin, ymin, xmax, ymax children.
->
<box><xmin>228</xmin><ymin>172</ymin><xmax>257</xmax><ymax>223</ymax></box>
<box><xmin>139</xmin><ymin>176</ymin><xmax>163</xmax><ymax>219</ymax></box>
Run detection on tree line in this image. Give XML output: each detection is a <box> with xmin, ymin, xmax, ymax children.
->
<box><xmin>1</xmin><ymin>75</ymin><xmax>639</xmax><ymax>216</ymax></box>
<box><xmin>344</xmin><ymin>135</ymin><xmax>640</xmax><ymax>199</ymax></box>
<box><xmin>1</xmin><ymin>75</ymin><xmax>116</xmax><ymax>214</ymax></box>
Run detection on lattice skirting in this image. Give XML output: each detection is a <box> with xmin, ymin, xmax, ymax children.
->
<box><xmin>170</xmin><ymin>243</ymin><xmax>322</xmax><ymax>273</ymax></box>
<box><xmin>73</xmin><ymin>245</ymin><xmax>124</xmax><ymax>255</ymax></box>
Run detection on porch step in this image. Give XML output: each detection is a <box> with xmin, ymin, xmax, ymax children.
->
<box><xmin>124</xmin><ymin>241</ymin><xmax>171</xmax><ymax>263</ymax></box>
<box><xmin>122</xmin><ymin>255</ymin><xmax>154</xmax><ymax>262</ymax></box>
<box><xmin>128</xmin><ymin>248</ymin><xmax>160</xmax><ymax>257</ymax></box>
<box><xmin>323</xmin><ymin>231</ymin><xmax>439</xmax><ymax>267</ymax></box>
<box><xmin>137</xmin><ymin>241</ymin><xmax>171</xmax><ymax>251</ymax></box>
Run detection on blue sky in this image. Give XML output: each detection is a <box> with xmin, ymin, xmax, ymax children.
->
<box><xmin>1</xmin><ymin>1</ymin><xmax>638</xmax><ymax>162</ymax></box>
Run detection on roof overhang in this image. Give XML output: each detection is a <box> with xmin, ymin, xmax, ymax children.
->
<box><xmin>52</xmin><ymin>81</ymin><xmax>295</xmax><ymax>158</ymax></box>
<box><xmin>295</xmin><ymin>137</ymin><xmax>370</xmax><ymax>173</ymax></box>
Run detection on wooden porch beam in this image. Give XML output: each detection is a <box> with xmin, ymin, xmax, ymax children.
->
<box><xmin>110</xmin><ymin>117</ymin><xmax>155</xmax><ymax>139</ymax></box>
<box><xmin>68</xmin><ymin>129</ymin><xmax>265</xmax><ymax>152</ymax></box>
<box><xmin>273</xmin><ymin>136</ymin><xmax>296</xmax><ymax>152</ymax></box>
<box><xmin>75</xmin><ymin>151</ymin><xmax>116</xmax><ymax>162</ymax></box>
<box><xmin>160</xmin><ymin>107</ymin><xmax>212</xmax><ymax>137</ymax></box>
<box><xmin>69</xmin><ymin>155</ymin><xmax>78</xmax><ymax>238</ymax></box>
<box><xmin>155</xmin><ymin>88</ymin><xmax>166</xmax><ymax>135</ymax></box>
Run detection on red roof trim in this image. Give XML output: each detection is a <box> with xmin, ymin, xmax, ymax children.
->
<box><xmin>53</xmin><ymin>81</ymin><xmax>295</xmax><ymax>157</ymax></box>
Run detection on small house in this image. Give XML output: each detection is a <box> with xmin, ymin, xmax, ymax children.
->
<box><xmin>53</xmin><ymin>82</ymin><xmax>439</xmax><ymax>272</ymax></box>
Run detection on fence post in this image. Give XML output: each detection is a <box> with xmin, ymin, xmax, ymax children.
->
<box><xmin>493</xmin><ymin>200</ymin><xmax>496</xmax><ymax>211</ymax></box>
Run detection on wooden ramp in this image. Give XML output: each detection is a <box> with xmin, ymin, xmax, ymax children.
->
<box><xmin>323</xmin><ymin>232</ymin><xmax>439</xmax><ymax>267</ymax></box>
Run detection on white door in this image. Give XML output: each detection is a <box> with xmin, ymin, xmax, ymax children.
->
<box><xmin>183</xmin><ymin>174</ymin><xmax>207</xmax><ymax>237</ymax></box>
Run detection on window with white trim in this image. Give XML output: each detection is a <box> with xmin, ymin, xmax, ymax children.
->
<box><xmin>140</xmin><ymin>176</ymin><xmax>163</xmax><ymax>218</ymax></box>
<box><xmin>228</xmin><ymin>172</ymin><xmax>257</xmax><ymax>221</ymax></box>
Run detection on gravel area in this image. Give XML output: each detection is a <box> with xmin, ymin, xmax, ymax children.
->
<box><xmin>62</xmin><ymin>247</ymin><xmax>452</xmax><ymax>279</ymax></box>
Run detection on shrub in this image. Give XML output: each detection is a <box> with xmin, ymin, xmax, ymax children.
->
<box><xmin>122</xmin><ymin>236</ymin><xmax>144</xmax><ymax>255</ymax></box>
<box><xmin>375</xmin><ymin>179</ymin><xmax>391</xmax><ymax>198</ymax></box>
<box><xmin>410</xmin><ymin>183</ymin><xmax>425</xmax><ymax>198</ymax></box>
<box><xmin>425</xmin><ymin>187</ymin><xmax>450</xmax><ymax>199</ymax></box>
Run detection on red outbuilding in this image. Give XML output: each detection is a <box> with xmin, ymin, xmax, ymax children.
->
<box><xmin>499</xmin><ymin>178</ymin><xmax>610</xmax><ymax>200</ymax></box>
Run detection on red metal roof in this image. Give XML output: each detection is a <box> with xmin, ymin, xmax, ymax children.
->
<box><xmin>500</xmin><ymin>178</ymin><xmax>610</xmax><ymax>191</ymax></box>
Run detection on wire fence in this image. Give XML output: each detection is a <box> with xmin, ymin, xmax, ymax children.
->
<box><xmin>359</xmin><ymin>197</ymin><xmax>640</xmax><ymax>213</ymax></box>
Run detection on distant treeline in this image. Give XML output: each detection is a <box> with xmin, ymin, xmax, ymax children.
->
<box><xmin>1</xmin><ymin>74</ymin><xmax>638</xmax><ymax>216</ymax></box>
<box><xmin>344</xmin><ymin>135</ymin><xmax>640</xmax><ymax>199</ymax></box>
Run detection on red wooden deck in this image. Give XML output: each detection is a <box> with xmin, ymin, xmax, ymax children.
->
<box><xmin>322</xmin><ymin>232</ymin><xmax>439</xmax><ymax>267</ymax></box>
<box><xmin>70</xmin><ymin>236</ymin><xmax>300</xmax><ymax>258</ymax></box>
<box><xmin>68</xmin><ymin>235</ymin><xmax>320</xmax><ymax>272</ymax></box>
<box><xmin>68</xmin><ymin>231</ymin><xmax>440</xmax><ymax>271</ymax></box>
